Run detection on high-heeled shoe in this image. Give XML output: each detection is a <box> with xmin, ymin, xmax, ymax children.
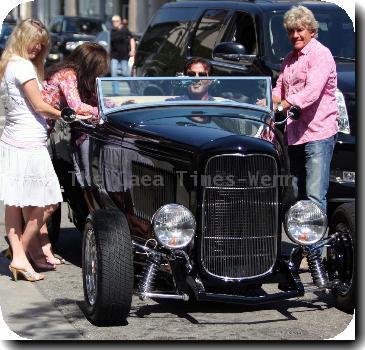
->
<box><xmin>9</xmin><ymin>266</ymin><xmax>44</xmax><ymax>282</ymax></box>
<box><xmin>46</xmin><ymin>256</ymin><xmax>66</xmax><ymax>265</ymax></box>
<box><xmin>26</xmin><ymin>253</ymin><xmax>56</xmax><ymax>272</ymax></box>
<box><xmin>39</xmin><ymin>235</ymin><xmax>65</xmax><ymax>265</ymax></box>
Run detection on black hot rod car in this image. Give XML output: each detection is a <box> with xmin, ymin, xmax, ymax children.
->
<box><xmin>49</xmin><ymin>76</ymin><xmax>355</xmax><ymax>326</ymax></box>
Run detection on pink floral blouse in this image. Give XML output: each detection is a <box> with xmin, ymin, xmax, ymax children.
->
<box><xmin>42</xmin><ymin>68</ymin><xmax>99</xmax><ymax>118</ymax></box>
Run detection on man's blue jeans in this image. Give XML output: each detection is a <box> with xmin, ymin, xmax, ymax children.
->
<box><xmin>111</xmin><ymin>58</ymin><xmax>129</xmax><ymax>95</ymax></box>
<box><xmin>288</xmin><ymin>134</ymin><xmax>337</xmax><ymax>214</ymax></box>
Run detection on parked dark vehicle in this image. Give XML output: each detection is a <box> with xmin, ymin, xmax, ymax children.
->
<box><xmin>0</xmin><ymin>22</ymin><xmax>16</xmax><ymax>57</ymax></box>
<box><xmin>134</xmin><ymin>0</ymin><xmax>356</xmax><ymax>216</ymax></box>
<box><xmin>48</xmin><ymin>76</ymin><xmax>355</xmax><ymax>325</ymax></box>
<box><xmin>46</xmin><ymin>16</ymin><xmax>107</xmax><ymax>66</ymax></box>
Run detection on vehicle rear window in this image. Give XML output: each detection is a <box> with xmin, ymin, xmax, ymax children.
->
<box><xmin>49</xmin><ymin>18</ymin><xmax>62</xmax><ymax>33</ymax></box>
<box><xmin>268</xmin><ymin>8</ymin><xmax>354</xmax><ymax>61</ymax></box>
<box><xmin>63</xmin><ymin>18</ymin><xmax>105</xmax><ymax>34</ymax></box>
<box><xmin>138</xmin><ymin>8</ymin><xmax>200</xmax><ymax>60</ymax></box>
<box><xmin>191</xmin><ymin>9</ymin><xmax>229</xmax><ymax>58</ymax></box>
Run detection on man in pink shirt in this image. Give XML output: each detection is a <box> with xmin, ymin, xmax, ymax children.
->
<box><xmin>271</xmin><ymin>5</ymin><xmax>338</xmax><ymax>213</ymax></box>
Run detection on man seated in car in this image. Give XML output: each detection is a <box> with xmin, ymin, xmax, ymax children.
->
<box><xmin>166</xmin><ymin>57</ymin><xmax>215</xmax><ymax>101</ymax></box>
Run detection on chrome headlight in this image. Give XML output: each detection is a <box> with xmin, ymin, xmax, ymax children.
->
<box><xmin>47</xmin><ymin>53</ymin><xmax>61</xmax><ymax>61</ymax></box>
<box><xmin>152</xmin><ymin>204</ymin><xmax>196</xmax><ymax>249</ymax></box>
<box><xmin>284</xmin><ymin>200</ymin><xmax>327</xmax><ymax>245</ymax></box>
<box><xmin>335</xmin><ymin>88</ymin><xmax>350</xmax><ymax>134</ymax></box>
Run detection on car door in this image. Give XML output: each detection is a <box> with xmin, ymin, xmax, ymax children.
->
<box><xmin>135</xmin><ymin>7</ymin><xmax>201</xmax><ymax>77</ymax></box>
<box><xmin>212</xmin><ymin>10</ymin><xmax>263</xmax><ymax>76</ymax></box>
<box><xmin>187</xmin><ymin>8</ymin><xmax>232</xmax><ymax>75</ymax></box>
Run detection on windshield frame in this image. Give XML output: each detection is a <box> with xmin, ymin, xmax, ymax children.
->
<box><xmin>96</xmin><ymin>76</ymin><xmax>272</xmax><ymax>119</ymax></box>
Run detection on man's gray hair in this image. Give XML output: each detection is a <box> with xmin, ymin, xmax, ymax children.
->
<box><xmin>283</xmin><ymin>5</ymin><xmax>319</xmax><ymax>36</ymax></box>
<box><xmin>112</xmin><ymin>15</ymin><xmax>121</xmax><ymax>22</ymax></box>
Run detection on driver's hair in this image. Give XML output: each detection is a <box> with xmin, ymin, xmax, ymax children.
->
<box><xmin>184</xmin><ymin>57</ymin><xmax>212</xmax><ymax>75</ymax></box>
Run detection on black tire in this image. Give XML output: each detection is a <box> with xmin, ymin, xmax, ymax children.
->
<box><xmin>46</xmin><ymin>205</ymin><xmax>61</xmax><ymax>247</ymax></box>
<box><xmin>82</xmin><ymin>209</ymin><xmax>134</xmax><ymax>326</ymax></box>
<box><xmin>327</xmin><ymin>202</ymin><xmax>355</xmax><ymax>314</ymax></box>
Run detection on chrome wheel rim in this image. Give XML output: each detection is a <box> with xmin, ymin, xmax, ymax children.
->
<box><xmin>85</xmin><ymin>227</ymin><xmax>98</xmax><ymax>306</ymax></box>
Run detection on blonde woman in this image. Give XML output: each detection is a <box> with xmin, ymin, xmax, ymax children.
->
<box><xmin>0</xmin><ymin>19</ymin><xmax>65</xmax><ymax>281</ymax></box>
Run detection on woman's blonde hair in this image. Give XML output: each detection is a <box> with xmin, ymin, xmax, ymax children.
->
<box><xmin>284</xmin><ymin>5</ymin><xmax>319</xmax><ymax>36</ymax></box>
<box><xmin>0</xmin><ymin>19</ymin><xmax>50</xmax><ymax>81</ymax></box>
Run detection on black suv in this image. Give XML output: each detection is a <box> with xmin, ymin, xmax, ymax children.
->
<box><xmin>46</xmin><ymin>15</ymin><xmax>107</xmax><ymax>66</ymax></box>
<box><xmin>134</xmin><ymin>0</ymin><xmax>355</xmax><ymax>214</ymax></box>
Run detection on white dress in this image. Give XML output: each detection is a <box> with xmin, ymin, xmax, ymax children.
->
<box><xmin>0</xmin><ymin>56</ymin><xmax>63</xmax><ymax>207</ymax></box>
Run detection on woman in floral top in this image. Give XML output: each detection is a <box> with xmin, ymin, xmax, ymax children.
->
<box><xmin>43</xmin><ymin>42</ymin><xmax>108</xmax><ymax>122</ymax></box>
<box><xmin>39</xmin><ymin>43</ymin><xmax>109</xmax><ymax>264</ymax></box>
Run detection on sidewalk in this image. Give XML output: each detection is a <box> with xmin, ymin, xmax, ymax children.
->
<box><xmin>0</xmin><ymin>254</ymin><xmax>82</xmax><ymax>340</ymax></box>
<box><xmin>0</xmin><ymin>203</ymin><xmax>82</xmax><ymax>340</ymax></box>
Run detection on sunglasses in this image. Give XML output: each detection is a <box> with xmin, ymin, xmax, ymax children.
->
<box><xmin>186</xmin><ymin>71</ymin><xmax>208</xmax><ymax>77</ymax></box>
<box><xmin>28</xmin><ymin>19</ymin><xmax>46</xmax><ymax>31</ymax></box>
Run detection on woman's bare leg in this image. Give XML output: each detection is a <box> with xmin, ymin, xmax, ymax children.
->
<box><xmin>5</xmin><ymin>205</ymin><xmax>34</xmax><ymax>272</ymax></box>
<box><xmin>38</xmin><ymin>223</ymin><xmax>64</xmax><ymax>265</ymax></box>
<box><xmin>22</xmin><ymin>204</ymin><xmax>59</xmax><ymax>269</ymax></box>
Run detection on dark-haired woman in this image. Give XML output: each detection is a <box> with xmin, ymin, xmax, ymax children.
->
<box><xmin>40</xmin><ymin>42</ymin><xmax>109</xmax><ymax>262</ymax></box>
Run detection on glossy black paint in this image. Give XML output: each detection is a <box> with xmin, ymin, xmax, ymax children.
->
<box><xmin>51</xmin><ymin>103</ymin><xmax>298</xmax><ymax>294</ymax></box>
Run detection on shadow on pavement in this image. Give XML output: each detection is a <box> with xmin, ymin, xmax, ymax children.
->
<box><xmin>4</xmin><ymin>301</ymin><xmax>82</xmax><ymax>339</ymax></box>
<box><xmin>54</xmin><ymin>227</ymin><xmax>82</xmax><ymax>268</ymax></box>
<box><xmin>131</xmin><ymin>295</ymin><xmax>332</xmax><ymax>326</ymax></box>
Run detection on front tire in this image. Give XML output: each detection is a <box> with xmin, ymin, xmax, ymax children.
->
<box><xmin>327</xmin><ymin>202</ymin><xmax>355</xmax><ymax>314</ymax></box>
<box><xmin>82</xmin><ymin>209</ymin><xmax>134</xmax><ymax>326</ymax></box>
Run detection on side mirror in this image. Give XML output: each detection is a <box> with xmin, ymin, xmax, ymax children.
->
<box><xmin>287</xmin><ymin>106</ymin><xmax>301</xmax><ymax>121</ymax></box>
<box><xmin>212</xmin><ymin>42</ymin><xmax>248</xmax><ymax>62</ymax></box>
<box><xmin>274</xmin><ymin>106</ymin><xmax>301</xmax><ymax>126</ymax></box>
<box><xmin>61</xmin><ymin>107</ymin><xmax>76</xmax><ymax>123</ymax></box>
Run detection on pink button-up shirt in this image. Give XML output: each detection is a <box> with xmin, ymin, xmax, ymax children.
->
<box><xmin>272</xmin><ymin>38</ymin><xmax>338</xmax><ymax>145</ymax></box>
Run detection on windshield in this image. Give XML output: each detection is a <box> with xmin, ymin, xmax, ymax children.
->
<box><xmin>97</xmin><ymin>77</ymin><xmax>272</xmax><ymax>114</ymax></box>
<box><xmin>268</xmin><ymin>8</ymin><xmax>355</xmax><ymax>61</ymax></box>
<box><xmin>63</xmin><ymin>18</ymin><xmax>105</xmax><ymax>34</ymax></box>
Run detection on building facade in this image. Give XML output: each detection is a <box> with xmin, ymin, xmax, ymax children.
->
<box><xmin>7</xmin><ymin>0</ymin><xmax>170</xmax><ymax>34</ymax></box>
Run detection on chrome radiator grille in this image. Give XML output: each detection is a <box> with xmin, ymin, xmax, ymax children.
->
<box><xmin>201</xmin><ymin>154</ymin><xmax>278</xmax><ymax>279</ymax></box>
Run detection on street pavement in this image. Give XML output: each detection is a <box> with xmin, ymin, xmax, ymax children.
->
<box><xmin>0</xmin><ymin>201</ymin><xmax>355</xmax><ymax>341</ymax></box>
<box><xmin>0</xmin><ymin>203</ymin><xmax>82</xmax><ymax>340</ymax></box>
<box><xmin>0</xmin><ymin>109</ymin><xmax>354</xmax><ymax>340</ymax></box>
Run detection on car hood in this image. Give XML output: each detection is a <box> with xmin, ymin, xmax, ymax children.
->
<box><xmin>63</xmin><ymin>33</ymin><xmax>96</xmax><ymax>41</ymax></box>
<box><xmin>106</xmin><ymin>106</ymin><xmax>275</xmax><ymax>150</ymax></box>
<box><xmin>51</xmin><ymin>33</ymin><xmax>96</xmax><ymax>43</ymax></box>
